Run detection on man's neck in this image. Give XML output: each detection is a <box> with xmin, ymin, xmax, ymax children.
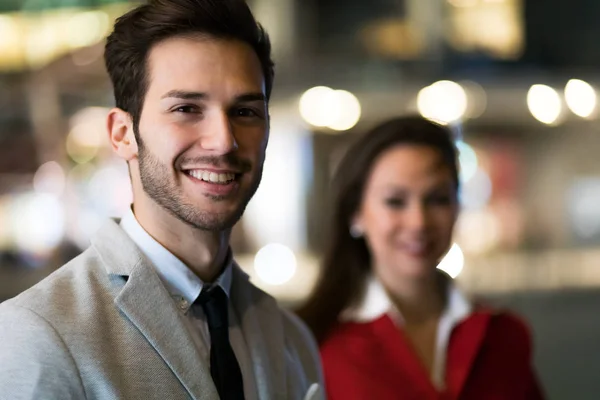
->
<box><xmin>132</xmin><ymin>199</ymin><xmax>232</xmax><ymax>283</ymax></box>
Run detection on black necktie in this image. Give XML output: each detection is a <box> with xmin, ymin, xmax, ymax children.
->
<box><xmin>195</xmin><ymin>285</ymin><xmax>245</xmax><ymax>400</ymax></box>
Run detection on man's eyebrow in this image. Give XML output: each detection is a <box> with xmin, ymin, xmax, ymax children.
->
<box><xmin>234</xmin><ymin>93</ymin><xmax>266</xmax><ymax>103</ymax></box>
<box><xmin>161</xmin><ymin>90</ymin><xmax>208</xmax><ymax>100</ymax></box>
<box><xmin>160</xmin><ymin>91</ymin><xmax>266</xmax><ymax>103</ymax></box>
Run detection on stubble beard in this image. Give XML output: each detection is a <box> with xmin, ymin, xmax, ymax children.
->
<box><xmin>136</xmin><ymin>132</ymin><xmax>262</xmax><ymax>232</ymax></box>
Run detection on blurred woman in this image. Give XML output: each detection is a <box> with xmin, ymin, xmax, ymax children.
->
<box><xmin>297</xmin><ymin>116</ymin><xmax>544</xmax><ymax>400</ymax></box>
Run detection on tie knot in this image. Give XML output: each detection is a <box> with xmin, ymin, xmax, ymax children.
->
<box><xmin>195</xmin><ymin>285</ymin><xmax>228</xmax><ymax>331</ymax></box>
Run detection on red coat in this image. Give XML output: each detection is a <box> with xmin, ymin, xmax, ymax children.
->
<box><xmin>320</xmin><ymin>310</ymin><xmax>545</xmax><ymax>400</ymax></box>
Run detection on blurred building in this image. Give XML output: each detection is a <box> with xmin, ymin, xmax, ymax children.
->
<box><xmin>0</xmin><ymin>0</ymin><xmax>600</xmax><ymax>301</ymax></box>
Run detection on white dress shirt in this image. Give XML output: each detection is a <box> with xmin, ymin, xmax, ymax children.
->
<box><xmin>340</xmin><ymin>273</ymin><xmax>472</xmax><ymax>390</ymax></box>
<box><xmin>120</xmin><ymin>208</ymin><xmax>258</xmax><ymax>399</ymax></box>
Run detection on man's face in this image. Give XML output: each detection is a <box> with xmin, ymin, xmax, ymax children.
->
<box><xmin>133</xmin><ymin>35</ymin><xmax>269</xmax><ymax>231</ymax></box>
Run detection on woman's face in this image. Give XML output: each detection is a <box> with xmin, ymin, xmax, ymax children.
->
<box><xmin>353</xmin><ymin>144</ymin><xmax>458</xmax><ymax>285</ymax></box>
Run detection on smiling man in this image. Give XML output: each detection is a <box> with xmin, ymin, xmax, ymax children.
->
<box><xmin>0</xmin><ymin>1</ymin><xmax>323</xmax><ymax>399</ymax></box>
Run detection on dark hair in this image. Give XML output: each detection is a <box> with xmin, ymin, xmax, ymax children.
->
<box><xmin>296</xmin><ymin>115</ymin><xmax>460</xmax><ymax>343</ymax></box>
<box><xmin>104</xmin><ymin>0</ymin><xmax>274</xmax><ymax>131</ymax></box>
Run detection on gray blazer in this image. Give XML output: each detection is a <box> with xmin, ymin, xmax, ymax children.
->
<box><xmin>0</xmin><ymin>220</ymin><xmax>323</xmax><ymax>400</ymax></box>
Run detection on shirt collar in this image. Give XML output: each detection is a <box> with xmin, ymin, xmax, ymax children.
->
<box><xmin>340</xmin><ymin>271</ymin><xmax>472</xmax><ymax>326</ymax></box>
<box><xmin>340</xmin><ymin>271</ymin><xmax>472</xmax><ymax>390</ymax></box>
<box><xmin>119</xmin><ymin>207</ymin><xmax>233</xmax><ymax>310</ymax></box>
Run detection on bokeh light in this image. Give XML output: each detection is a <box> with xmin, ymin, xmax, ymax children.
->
<box><xmin>437</xmin><ymin>244</ymin><xmax>465</xmax><ymax>278</ymax></box>
<box><xmin>527</xmin><ymin>84</ymin><xmax>562</xmax><ymax>125</ymax></box>
<box><xmin>564</xmin><ymin>79</ymin><xmax>597</xmax><ymax>119</ymax></box>
<box><xmin>418</xmin><ymin>80</ymin><xmax>468</xmax><ymax>124</ymax></box>
<box><xmin>456</xmin><ymin>141</ymin><xmax>478</xmax><ymax>183</ymax></box>
<box><xmin>254</xmin><ymin>243</ymin><xmax>297</xmax><ymax>285</ymax></box>
<box><xmin>9</xmin><ymin>193</ymin><xmax>66</xmax><ymax>257</ymax></box>
<box><xmin>299</xmin><ymin>86</ymin><xmax>361</xmax><ymax>131</ymax></box>
<box><xmin>33</xmin><ymin>161</ymin><xmax>66</xmax><ymax>197</ymax></box>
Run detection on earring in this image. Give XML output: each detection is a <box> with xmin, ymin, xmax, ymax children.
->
<box><xmin>349</xmin><ymin>224</ymin><xmax>363</xmax><ymax>238</ymax></box>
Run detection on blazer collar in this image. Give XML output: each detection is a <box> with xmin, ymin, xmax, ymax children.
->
<box><xmin>91</xmin><ymin>219</ymin><xmax>219</xmax><ymax>400</ymax></box>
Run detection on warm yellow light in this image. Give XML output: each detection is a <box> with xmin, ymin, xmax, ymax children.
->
<box><xmin>0</xmin><ymin>15</ymin><xmax>22</xmax><ymax>68</ymax></box>
<box><xmin>448</xmin><ymin>0</ymin><xmax>478</xmax><ymax>7</ymax></box>
<box><xmin>66</xmin><ymin>107</ymin><xmax>110</xmax><ymax>164</ymax></box>
<box><xmin>417</xmin><ymin>80</ymin><xmax>468</xmax><ymax>124</ymax></box>
<box><xmin>299</xmin><ymin>87</ymin><xmax>361</xmax><ymax>131</ymax></box>
<box><xmin>527</xmin><ymin>84</ymin><xmax>562</xmax><ymax>125</ymax></box>
<box><xmin>328</xmin><ymin>90</ymin><xmax>361</xmax><ymax>131</ymax></box>
<box><xmin>25</xmin><ymin>17</ymin><xmax>59</xmax><ymax>68</ymax></box>
<box><xmin>565</xmin><ymin>79</ymin><xmax>597</xmax><ymax>119</ymax></box>
<box><xmin>299</xmin><ymin>86</ymin><xmax>336</xmax><ymax>128</ymax></box>
<box><xmin>65</xmin><ymin>11</ymin><xmax>110</xmax><ymax>49</ymax></box>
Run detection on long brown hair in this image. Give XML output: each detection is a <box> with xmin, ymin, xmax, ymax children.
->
<box><xmin>296</xmin><ymin>116</ymin><xmax>460</xmax><ymax>343</ymax></box>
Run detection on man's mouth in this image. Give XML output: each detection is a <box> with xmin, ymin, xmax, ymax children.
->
<box><xmin>185</xmin><ymin>169</ymin><xmax>238</xmax><ymax>185</ymax></box>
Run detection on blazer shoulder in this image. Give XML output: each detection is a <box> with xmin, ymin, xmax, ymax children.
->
<box><xmin>2</xmin><ymin>246</ymin><xmax>109</xmax><ymax>323</ymax></box>
<box><xmin>0</xmin><ymin>302</ymin><xmax>87</xmax><ymax>398</ymax></box>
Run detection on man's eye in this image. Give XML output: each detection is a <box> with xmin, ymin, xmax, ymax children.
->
<box><xmin>234</xmin><ymin>108</ymin><xmax>260</xmax><ymax>118</ymax></box>
<box><xmin>173</xmin><ymin>105</ymin><xmax>199</xmax><ymax>113</ymax></box>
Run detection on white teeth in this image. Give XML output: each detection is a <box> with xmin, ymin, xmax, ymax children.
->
<box><xmin>188</xmin><ymin>170</ymin><xmax>235</xmax><ymax>184</ymax></box>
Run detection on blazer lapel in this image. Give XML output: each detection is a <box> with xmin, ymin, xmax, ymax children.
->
<box><xmin>92</xmin><ymin>220</ymin><xmax>219</xmax><ymax>400</ymax></box>
<box><xmin>445</xmin><ymin>311</ymin><xmax>492</xmax><ymax>399</ymax></box>
<box><xmin>230</xmin><ymin>264</ymin><xmax>287</xmax><ymax>399</ymax></box>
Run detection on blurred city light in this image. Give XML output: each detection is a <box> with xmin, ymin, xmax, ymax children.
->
<box><xmin>66</xmin><ymin>107</ymin><xmax>109</xmax><ymax>164</ymax></box>
<box><xmin>456</xmin><ymin>209</ymin><xmax>501</xmax><ymax>255</ymax></box>
<box><xmin>527</xmin><ymin>84</ymin><xmax>562</xmax><ymax>125</ymax></box>
<box><xmin>456</xmin><ymin>141</ymin><xmax>478</xmax><ymax>183</ymax></box>
<box><xmin>66</xmin><ymin>207</ymin><xmax>105</xmax><ymax>251</ymax></box>
<box><xmin>447</xmin><ymin>0</ymin><xmax>523</xmax><ymax>59</ymax></box>
<box><xmin>25</xmin><ymin>17</ymin><xmax>59</xmax><ymax>68</ymax></box>
<box><xmin>461</xmin><ymin>80</ymin><xmax>487</xmax><ymax>119</ymax></box>
<box><xmin>86</xmin><ymin>163</ymin><xmax>132</xmax><ymax>218</ymax></box>
<box><xmin>9</xmin><ymin>193</ymin><xmax>65</xmax><ymax>257</ymax></box>
<box><xmin>299</xmin><ymin>86</ymin><xmax>337</xmax><ymax>127</ymax></box>
<box><xmin>417</xmin><ymin>80</ymin><xmax>468</xmax><ymax>124</ymax></box>
<box><xmin>328</xmin><ymin>90</ymin><xmax>361</xmax><ymax>131</ymax></box>
<box><xmin>437</xmin><ymin>244</ymin><xmax>464</xmax><ymax>278</ymax></box>
<box><xmin>0</xmin><ymin>15</ymin><xmax>21</xmax><ymax>69</ymax></box>
<box><xmin>0</xmin><ymin>5</ymin><xmax>129</xmax><ymax>72</ymax></box>
<box><xmin>567</xmin><ymin>179</ymin><xmax>600</xmax><ymax>240</ymax></box>
<box><xmin>244</xmin><ymin>126</ymin><xmax>307</xmax><ymax>250</ymax></box>
<box><xmin>253</xmin><ymin>243</ymin><xmax>297</xmax><ymax>285</ymax></box>
<box><xmin>447</xmin><ymin>0</ymin><xmax>478</xmax><ymax>7</ymax></box>
<box><xmin>33</xmin><ymin>161</ymin><xmax>66</xmax><ymax>197</ymax></box>
<box><xmin>460</xmin><ymin>169</ymin><xmax>493</xmax><ymax>209</ymax></box>
<box><xmin>299</xmin><ymin>86</ymin><xmax>361</xmax><ymax>131</ymax></box>
<box><xmin>564</xmin><ymin>79</ymin><xmax>597</xmax><ymax>119</ymax></box>
<box><xmin>65</xmin><ymin>11</ymin><xmax>110</xmax><ymax>50</ymax></box>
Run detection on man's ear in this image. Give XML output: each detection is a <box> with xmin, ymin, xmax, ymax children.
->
<box><xmin>107</xmin><ymin>108</ymin><xmax>138</xmax><ymax>161</ymax></box>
